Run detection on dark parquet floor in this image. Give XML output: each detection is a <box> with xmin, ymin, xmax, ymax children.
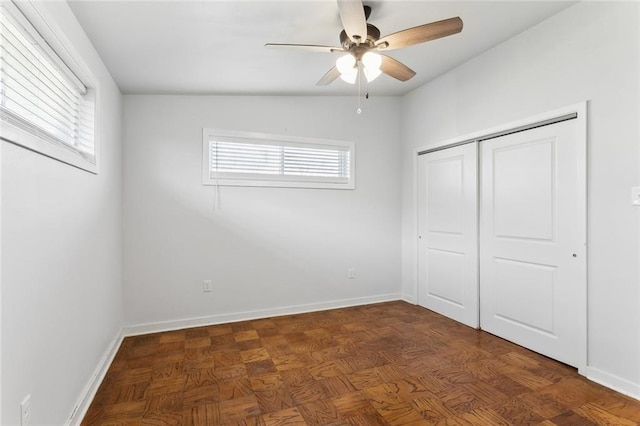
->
<box><xmin>82</xmin><ymin>301</ymin><xmax>640</xmax><ymax>425</ymax></box>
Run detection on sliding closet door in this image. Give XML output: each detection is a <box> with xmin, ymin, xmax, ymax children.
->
<box><xmin>417</xmin><ymin>143</ymin><xmax>478</xmax><ymax>328</ymax></box>
<box><xmin>479</xmin><ymin>119</ymin><xmax>584</xmax><ymax>367</ymax></box>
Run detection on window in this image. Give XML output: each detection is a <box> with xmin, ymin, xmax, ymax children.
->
<box><xmin>0</xmin><ymin>1</ymin><xmax>97</xmax><ymax>173</ymax></box>
<box><xmin>203</xmin><ymin>129</ymin><xmax>355</xmax><ymax>189</ymax></box>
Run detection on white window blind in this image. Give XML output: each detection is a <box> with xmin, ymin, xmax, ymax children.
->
<box><xmin>203</xmin><ymin>130</ymin><xmax>355</xmax><ymax>189</ymax></box>
<box><xmin>0</xmin><ymin>2</ymin><xmax>96</xmax><ymax>171</ymax></box>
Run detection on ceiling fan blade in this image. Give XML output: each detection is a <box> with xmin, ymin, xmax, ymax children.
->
<box><xmin>265</xmin><ymin>43</ymin><xmax>345</xmax><ymax>53</ymax></box>
<box><xmin>376</xmin><ymin>17</ymin><xmax>463</xmax><ymax>51</ymax></box>
<box><xmin>380</xmin><ymin>55</ymin><xmax>416</xmax><ymax>82</ymax></box>
<box><xmin>316</xmin><ymin>66</ymin><xmax>341</xmax><ymax>86</ymax></box>
<box><xmin>337</xmin><ymin>0</ymin><xmax>367</xmax><ymax>44</ymax></box>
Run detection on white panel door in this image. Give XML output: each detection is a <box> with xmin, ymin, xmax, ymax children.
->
<box><xmin>479</xmin><ymin>119</ymin><xmax>585</xmax><ymax>367</ymax></box>
<box><xmin>418</xmin><ymin>143</ymin><xmax>478</xmax><ymax>328</ymax></box>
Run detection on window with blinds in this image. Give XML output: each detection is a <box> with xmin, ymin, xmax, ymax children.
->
<box><xmin>202</xmin><ymin>130</ymin><xmax>355</xmax><ymax>189</ymax></box>
<box><xmin>0</xmin><ymin>1</ymin><xmax>97</xmax><ymax>172</ymax></box>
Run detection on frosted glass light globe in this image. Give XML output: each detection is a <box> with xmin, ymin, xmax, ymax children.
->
<box><xmin>336</xmin><ymin>54</ymin><xmax>356</xmax><ymax>74</ymax></box>
<box><xmin>336</xmin><ymin>54</ymin><xmax>357</xmax><ymax>84</ymax></box>
<box><xmin>362</xmin><ymin>52</ymin><xmax>382</xmax><ymax>82</ymax></box>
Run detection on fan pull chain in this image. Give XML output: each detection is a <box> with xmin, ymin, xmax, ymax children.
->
<box><xmin>356</xmin><ymin>64</ymin><xmax>362</xmax><ymax>115</ymax></box>
<box><xmin>357</xmin><ymin>64</ymin><xmax>362</xmax><ymax>115</ymax></box>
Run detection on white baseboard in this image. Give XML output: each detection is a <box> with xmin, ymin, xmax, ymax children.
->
<box><xmin>401</xmin><ymin>294</ymin><xmax>417</xmax><ymax>305</ymax></box>
<box><xmin>124</xmin><ymin>293</ymin><xmax>402</xmax><ymax>336</ymax></box>
<box><xmin>67</xmin><ymin>329</ymin><xmax>124</xmax><ymax>426</ymax></box>
<box><xmin>586</xmin><ymin>366</ymin><xmax>640</xmax><ymax>401</ymax></box>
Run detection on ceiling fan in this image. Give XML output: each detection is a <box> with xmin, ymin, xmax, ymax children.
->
<box><xmin>265</xmin><ymin>0</ymin><xmax>463</xmax><ymax>86</ymax></box>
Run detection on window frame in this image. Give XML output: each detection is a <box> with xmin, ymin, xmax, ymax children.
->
<box><xmin>202</xmin><ymin>129</ymin><xmax>355</xmax><ymax>190</ymax></box>
<box><xmin>0</xmin><ymin>0</ymin><xmax>99</xmax><ymax>174</ymax></box>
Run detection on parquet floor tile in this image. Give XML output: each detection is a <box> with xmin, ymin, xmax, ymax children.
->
<box><xmin>82</xmin><ymin>301</ymin><xmax>640</xmax><ymax>425</ymax></box>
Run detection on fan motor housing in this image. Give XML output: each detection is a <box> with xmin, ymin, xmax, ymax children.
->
<box><xmin>340</xmin><ymin>23</ymin><xmax>381</xmax><ymax>48</ymax></box>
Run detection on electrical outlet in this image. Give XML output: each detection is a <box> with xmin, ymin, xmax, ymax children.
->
<box><xmin>348</xmin><ymin>268</ymin><xmax>355</xmax><ymax>279</ymax></box>
<box><xmin>632</xmin><ymin>186</ymin><xmax>640</xmax><ymax>206</ymax></box>
<box><xmin>203</xmin><ymin>280</ymin><xmax>212</xmax><ymax>292</ymax></box>
<box><xmin>21</xmin><ymin>394</ymin><xmax>31</xmax><ymax>426</ymax></box>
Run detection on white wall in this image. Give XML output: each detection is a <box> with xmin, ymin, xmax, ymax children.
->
<box><xmin>123</xmin><ymin>95</ymin><xmax>401</xmax><ymax>330</ymax></box>
<box><xmin>1</xmin><ymin>2</ymin><xmax>123</xmax><ymax>424</ymax></box>
<box><xmin>400</xmin><ymin>1</ymin><xmax>640</xmax><ymax>397</ymax></box>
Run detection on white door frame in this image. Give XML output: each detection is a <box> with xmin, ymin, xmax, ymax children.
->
<box><xmin>412</xmin><ymin>102</ymin><xmax>587</xmax><ymax>374</ymax></box>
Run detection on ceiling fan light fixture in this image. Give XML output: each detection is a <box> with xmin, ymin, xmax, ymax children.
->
<box><xmin>336</xmin><ymin>53</ymin><xmax>358</xmax><ymax>84</ymax></box>
<box><xmin>362</xmin><ymin>51</ymin><xmax>381</xmax><ymax>70</ymax></box>
<box><xmin>364</xmin><ymin>66</ymin><xmax>382</xmax><ymax>83</ymax></box>
<box><xmin>336</xmin><ymin>53</ymin><xmax>356</xmax><ymax>74</ymax></box>
<box><xmin>362</xmin><ymin>51</ymin><xmax>382</xmax><ymax>82</ymax></box>
<box><xmin>339</xmin><ymin>67</ymin><xmax>358</xmax><ymax>84</ymax></box>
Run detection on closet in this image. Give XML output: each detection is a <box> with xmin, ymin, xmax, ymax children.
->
<box><xmin>417</xmin><ymin>108</ymin><xmax>586</xmax><ymax>369</ymax></box>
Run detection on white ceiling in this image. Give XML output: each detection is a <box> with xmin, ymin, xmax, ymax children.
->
<box><xmin>68</xmin><ymin>1</ymin><xmax>575</xmax><ymax>96</ymax></box>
